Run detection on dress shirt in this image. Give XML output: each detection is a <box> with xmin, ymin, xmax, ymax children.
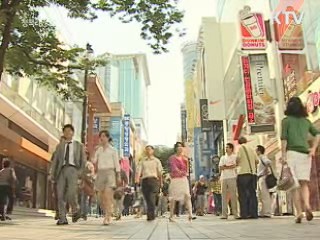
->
<box><xmin>93</xmin><ymin>145</ymin><xmax>120</xmax><ymax>172</ymax></box>
<box><xmin>64</xmin><ymin>141</ymin><xmax>75</xmax><ymax>166</ymax></box>
<box><xmin>257</xmin><ymin>155</ymin><xmax>272</xmax><ymax>177</ymax></box>
<box><xmin>137</xmin><ymin>156</ymin><xmax>163</xmax><ymax>180</ymax></box>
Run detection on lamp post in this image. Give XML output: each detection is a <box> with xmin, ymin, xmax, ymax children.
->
<box><xmin>81</xmin><ymin>43</ymin><xmax>94</xmax><ymax>144</ymax></box>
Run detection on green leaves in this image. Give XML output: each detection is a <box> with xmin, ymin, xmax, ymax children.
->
<box><xmin>154</xmin><ymin>146</ymin><xmax>174</xmax><ymax>173</ymax></box>
<box><xmin>0</xmin><ymin>0</ymin><xmax>183</xmax><ymax>100</ymax></box>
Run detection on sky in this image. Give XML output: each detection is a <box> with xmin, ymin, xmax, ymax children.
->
<box><xmin>43</xmin><ymin>0</ymin><xmax>216</xmax><ymax>146</ymax></box>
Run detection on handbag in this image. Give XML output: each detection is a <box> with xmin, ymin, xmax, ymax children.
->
<box><xmin>82</xmin><ymin>178</ymin><xmax>95</xmax><ymax>197</ymax></box>
<box><xmin>277</xmin><ymin>164</ymin><xmax>296</xmax><ymax>191</ymax></box>
<box><xmin>260</xmin><ymin>159</ymin><xmax>277</xmax><ymax>189</ymax></box>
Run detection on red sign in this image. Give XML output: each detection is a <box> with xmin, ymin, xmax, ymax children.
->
<box><xmin>241</xmin><ymin>56</ymin><xmax>255</xmax><ymax>124</ymax></box>
<box><xmin>239</xmin><ymin>7</ymin><xmax>267</xmax><ymax>50</ymax></box>
<box><xmin>306</xmin><ymin>91</ymin><xmax>320</xmax><ymax>114</ymax></box>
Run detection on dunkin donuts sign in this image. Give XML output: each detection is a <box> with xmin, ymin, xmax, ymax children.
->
<box><xmin>239</xmin><ymin>6</ymin><xmax>267</xmax><ymax>50</ymax></box>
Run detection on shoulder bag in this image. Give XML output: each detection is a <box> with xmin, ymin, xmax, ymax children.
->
<box><xmin>260</xmin><ymin>159</ymin><xmax>277</xmax><ymax>189</ymax></box>
<box><xmin>277</xmin><ymin>164</ymin><xmax>296</xmax><ymax>191</ymax></box>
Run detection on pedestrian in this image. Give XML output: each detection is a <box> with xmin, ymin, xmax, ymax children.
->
<box><xmin>281</xmin><ymin>97</ymin><xmax>320</xmax><ymax>223</ymax></box>
<box><xmin>158</xmin><ymin>177</ymin><xmax>170</xmax><ymax>217</ymax></box>
<box><xmin>256</xmin><ymin>145</ymin><xmax>272</xmax><ymax>218</ymax></box>
<box><xmin>168</xmin><ymin>142</ymin><xmax>194</xmax><ymax>222</ymax></box>
<box><xmin>123</xmin><ymin>187</ymin><xmax>133</xmax><ymax>216</ymax></box>
<box><xmin>193</xmin><ymin>175</ymin><xmax>207</xmax><ymax>216</ymax></box>
<box><xmin>0</xmin><ymin>159</ymin><xmax>17</xmax><ymax>221</ymax></box>
<box><xmin>135</xmin><ymin>145</ymin><xmax>163</xmax><ymax>221</ymax></box>
<box><xmin>93</xmin><ymin>130</ymin><xmax>121</xmax><ymax>225</ymax></box>
<box><xmin>50</xmin><ymin>124</ymin><xmax>86</xmax><ymax>225</ymax></box>
<box><xmin>236</xmin><ymin>136</ymin><xmax>259</xmax><ymax>219</ymax></box>
<box><xmin>113</xmin><ymin>168</ymin><xmax>129</xmax><ymax>220</ymax></box>
<box><xmin>79</xmin><ymin>151</ymin><xmax>95</xmax><ymax>220</ymax></box>
<box><xmin>219</xmin><ymin>143</ymin><xmax>239</xmax><ymax>219</ymax></box>
<box><xmin>210</xmin><ymin>174</ymin><xmax>222</xmax><ymax>216</ymax></box>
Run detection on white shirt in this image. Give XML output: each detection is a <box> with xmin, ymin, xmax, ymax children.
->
<box><xmin>137</xmin><ymin>156</ymin><xmax>163</xmax><ymax>180</ymax></box>
<box><xmin>64</xmin><ymin>141</ymin><xmax>75</xmax><ymax>166</ymax></box>
<box><xmin>257</xmin><ymin>155</ymin><xmax>272</xmax><ymax>177</ymax></box>
<box><xmin>93</xmin><ymin>145</ymin><xmax>120</xmax><ymax>172</ymax></box>
<box><xmin>219</xmin><ymin>154</ymin><xmax>237</xmax><ymax>179</ymax></box>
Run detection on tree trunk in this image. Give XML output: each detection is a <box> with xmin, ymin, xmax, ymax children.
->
<box><xmin>0</xmin><ymin>0</ymin><xmax>20</xmax><ymax>83</ymax></box>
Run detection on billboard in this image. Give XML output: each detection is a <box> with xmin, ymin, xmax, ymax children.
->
<box><xmin>239</xmin><ymin>6</ymin><xmax>267</xmax><ymax>50</ymax></box>
<box><xmin>109</xmin><ymin>117</ymin><xmax>122</xmax><ymax>154</ymax></box>
<box><xmin>200</xmin><ymin>99</ymin><xmax>211</xmax><ymax>131</ymax></box>
<box><xmin>273</xmin><ymin>0</ymin><xmax>305</xmax><ymax>50</ymax></box>
<box><xmin>249</xmin><ymin>54</ymin><xmax>275</xmax><ymax>131</ymax></box>
<box><xmin>281</xmin><ymin>53</ymin><xmax>308</xmax><ymax>103</ymax></box>
<box><xmin>123</xmin><ymin>114</ymin><xmax>130</xmax><ymax>157</ymax></box>
<box><xmin>241</xmin><ymin>55</ymin><xmax>275</xmax><ymax>133</ymax></box>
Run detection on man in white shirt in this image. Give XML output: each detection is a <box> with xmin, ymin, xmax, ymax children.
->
<box><xmin>136</xmin><ymin>145</ymin><xmax>163</xmax><ymax>221</ymax></box>
<box><xmin>219</xmin><ymin>143</ymin><xmax>239</xmax><ymax>219</ymax></box>
<box><xmin>256</xmin><ymin>145</ymin><xmax>272</xmax><ymax>218</ymax></box>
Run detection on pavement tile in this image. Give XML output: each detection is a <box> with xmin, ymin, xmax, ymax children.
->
<box><xmin>0</xmin><ymin>215</ymin><xmax>319</xmax><ymax>240</ymax></box>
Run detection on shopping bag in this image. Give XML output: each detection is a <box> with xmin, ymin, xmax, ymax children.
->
<box><xmin>277</xmin><ymin>164</ymin><xmax>299</xmax><ymax>191</ymax></box>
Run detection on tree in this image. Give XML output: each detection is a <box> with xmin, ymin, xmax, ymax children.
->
<box><xmin>0</xmin><ymin>0</ymin><xmax>184</xmax><ymax>99</ymax></box>
<box><xmin>153</xmin><ymin>145</ymin><xmax>174</xmax><ymax>173</ymax></box>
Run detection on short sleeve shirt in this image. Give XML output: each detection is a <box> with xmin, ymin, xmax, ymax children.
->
<box><xmin>219</xmin><ymin>154</ymin><xmax>237</xmax><ymax>179</ymax></box>
<box><xmin>281</xmin><ymin>116</ymin><xmax>319</xmax><ymax>154</ymax></box>
<box><xmin>237</xmin><ymin>145</ymin><xmax>258</xmax><ymax>175</ymax></box>
<box><xmin>137</xmin><ymin>157</ymin><xmax>163</xmax><ymax>179</ymax></box>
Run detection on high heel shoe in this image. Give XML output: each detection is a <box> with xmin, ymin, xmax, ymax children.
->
<box><xmin>295</xmin><ymin>215</ymin><xmax>303</xmax><ymax>224</ymax></box>
<box><xmin>306</xmin><ymin>209</ymin><xmax>314</xmax><ymax>221</ymax></box>
<box><xmin>169</xmin><ymin>217</ymin><xmax>175</xmax><ymax>222</ymax></box>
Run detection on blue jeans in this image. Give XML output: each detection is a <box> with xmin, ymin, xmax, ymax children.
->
<box><xmin>80</xmin><ymin>192</ymin><xmax>90</xmax><ymax>216</ymax></box>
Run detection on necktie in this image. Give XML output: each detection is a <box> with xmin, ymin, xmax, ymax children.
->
<box><xmin>65</xmin><ymin>142</ymin><xmax>71</xmax><ymax>166</ymax></box>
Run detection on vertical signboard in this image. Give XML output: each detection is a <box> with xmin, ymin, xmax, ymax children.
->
<box><xmin>123</xmin><ymin>114</ymin><xmax>130</xmax><ymax>157</ymax></box>
<box><xmin>281</xmin><ymin>53</ymin><xmax>308</xmax><ymax>103</ymax></box>
<box><xmin>193</xmin><ymin>128</ymin><xmax>202</xmax><ymax>180</ymax></box>
<box><xmin>92</xmin><ymin>116</ymin><xmax>100</xmax><ymax>147</ymax></box>
<box><xmin>181</xmin><ymin>107</ymin><xmax>187</xmax><ymax>142</ymax></box>
<box><xmin>241</xmin><ymin>56</ymin><xmax>256</xmax><ymax>124</ymax></box>
<box><xmin>239</xmin><ymin>6</ymin><xmax>267</xmax><ymax>50</ymax></box>
<box><xmin>109</xmin><ymin>117</ymin><xmax>121</xmax><ymax>154</ymax></box>
<box><xmin>200</xmin><ymin>99</ymin><xmax>211</xmax><ymax>131</ymax></box>
<box><xmin>249</xmin><ymin>54</ymin><xmax>275</xmax><ymax>132</ymax></box>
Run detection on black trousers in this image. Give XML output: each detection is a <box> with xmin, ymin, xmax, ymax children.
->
<box><xmin>6</xmin><ymin>186</ymin><xmax>14</xmax><ymax>214</ymax></box>
<box><xmin>0</xmin><ymin>185</ymin><xmax>11</xmax><ymax>216</ymax></box>
<box><xmin>237</xmin><ymin>174</ymin><xmax>258</xmax><ymax>218</ymax></box>
<box><xmin>141</xmin><ymin>177</ymin><xmax>159</xmax><ymax>219</ymax></box>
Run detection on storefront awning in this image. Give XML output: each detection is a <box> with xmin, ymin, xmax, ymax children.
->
<box><xmin>87</xmin><ymin>75</ymin><xmax>111</xmax><ymax>113</ymax></box>
<box><xmin>0</xmin><ymin>123</ymin><xmax>51</xmax><ymax>172</ymax></box>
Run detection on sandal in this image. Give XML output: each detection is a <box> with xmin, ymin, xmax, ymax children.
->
<box><xmin>306</xmin><ymin>209</ymin><xmax>314</xmax><ymax>222</ymax></box>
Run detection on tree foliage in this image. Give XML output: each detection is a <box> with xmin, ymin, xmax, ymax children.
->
<box><xmin>0</xmin><ymin>0</ymin><xmax>184</xmax><ymax>99</ymax></box>
<box><xmin>153</xmin><ymin>145</ymin><xmax>174</xmax><ymax>173</ymax></box>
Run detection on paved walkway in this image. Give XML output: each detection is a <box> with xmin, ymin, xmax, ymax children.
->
<box><xmin>0</xmin><ymin>215</ymin><xmax>319</xmax><ymax>240</ymax></box>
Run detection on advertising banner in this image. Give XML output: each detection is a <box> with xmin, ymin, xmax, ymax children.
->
<box><xmin>109</xmin><ymin>117</ymin><xmax>122</xmax><ymax>154</ymax></box>
<box><xmin>241</xmin><ymin>56</ymin><xmax>256</xmax><ymax>125</ymax></box>
<box><xmin>249</xmin><ymin>54</ymin><xmax>275</xmax><ymax>130</ymax></box>
<box><xmin>200</xmin><ymin>99</ymin><xmax>211</xmax><ymax>131</ymax></box>
<box><xmin>92</xmin><ymin>116</ymin><xmax>101</xmax><ymax>148</ymax></box>
<box><xmin>239</xmin><ymin>6</ymin><xmax>267</xmax><ymax>50</ymax></box>
<box><xmin>181</xmin><ymin>106</ymin><xmax>187</xmax><ymax>142</ymax></box>
<box><xmin>273</xmin><ymin>0</ymin><xmax>305</xmax><ymax>50</ymax></box>
<box><xmin>123</xmin><ymin>114</ymin><xmax>130</xmax><ymax>157</ymax></box>
<box><xmin>193</xmin><ymin>128</ymin><xmax>202</xmax><ymax>180</ymax></box>
<box><xmin>281</xmin><ymin>53</ymin><xmax>308</xmax><ymax>103</ymax></box>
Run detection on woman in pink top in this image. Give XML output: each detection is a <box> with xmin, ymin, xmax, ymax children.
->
<box><xmin>168</xmin><ymin>142</ymin><xmax>193</xmax><ymax>222</ymax></box>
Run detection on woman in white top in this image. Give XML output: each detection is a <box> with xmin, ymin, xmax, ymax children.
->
<box><xmin>93</xmin><ymin>130</ymin><xmax>121</xmax><ymax>225</ymax></box>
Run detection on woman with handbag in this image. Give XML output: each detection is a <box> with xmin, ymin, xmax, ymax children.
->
<box><xmin>281</xmin><ymin>97</ymin><xmax>320</xmax><ymax>223</ymax></box>
<box><xmin>92</xmin><ymin>130</ymin><xmax>121</xmax><ymax>225</ymax></box>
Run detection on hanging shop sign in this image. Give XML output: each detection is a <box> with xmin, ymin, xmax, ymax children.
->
<box><xmin>200</xmin><ymin>99</ymin><xmax>211</xmax><ymax>131</ymax></box>
<box><xmin>123</xmin><ymin>114</ymin><xmax>130</xmax><ymax>157</ymax></box>
<box><xmin>239</xmin><ymin>6</ymin><xmax>267</xmax><ymax>50</ymax></box>
<box><xmin>241</xmin><ymin>56</ymin><xmax>256</xmax><ymax>124</ymax></box>
<box><xmin>181</xmin><ymin>107</ymin><xmax>187</xmax><ymax>142</ymax></box>
<box><xmin>273</xmin><ymin>1</ymin><xmax>305</xmax><ymax>50</ymax></box>
<box><xmin>110</xmin><ymin>117</ymin><xmax>122</xmax><ymax>154</ymax></box>
<box><xmin>249</xmin><ymin>54</ymin><xmax>275</xmax><ymax>132</ymax></box>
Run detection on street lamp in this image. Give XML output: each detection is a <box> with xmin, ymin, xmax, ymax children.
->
<box><xmin>81</xmin><ymin>43</ymin><xmax>94</xmax><ymax>144</ymax></box>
